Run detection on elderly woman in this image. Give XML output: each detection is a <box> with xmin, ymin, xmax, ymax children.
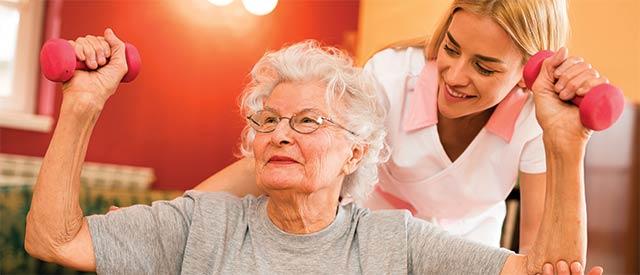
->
<box><xmin>26</xmin><ymin>29</ymin><xmax>600</xmax><ymax>274</ymax></box>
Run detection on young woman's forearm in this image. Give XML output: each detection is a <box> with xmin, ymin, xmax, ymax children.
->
<box><xmin>25</xmin><ymin>98</ymin><xmax>101</xmax><ymax>260</ymax></box>
<box><xmin>517</xmin><ymin>172</ymin><xmax>546</xmax><ymax>255</ymax></box>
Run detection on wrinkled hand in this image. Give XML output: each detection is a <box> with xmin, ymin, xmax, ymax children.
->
<box><xmin>529</xmin><ymin>48</ymin><xmax>608</xmax><ymax>146</ymax></box>
<box><xmin>62</xmin><ymin>28</ymin><xmax>128</xmax><ymax>110</ymax></box>
<box><xmin>536</xmin><ymin>261</ymin><xmax>603</xmax><ymax>275</ymax></box>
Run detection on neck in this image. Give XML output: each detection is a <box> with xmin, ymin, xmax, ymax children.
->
<box><xmin>436</xmin><ymin>107</ymin><xmax>495</xmax><ymax>161</ymax></box>
<box><xmin>438</xmin><ymin>107</ymin><xmax>495</xmax><ymax>137</ymax></box>
<box><xmin>438</xmin><ymin>107</ymin><xmax>495</xmax><ymax>132</ymax></box>
<box><xmin>266</xmin><ymin>187</ymin><xmax>341</xmax><ymax>234</ymax></box>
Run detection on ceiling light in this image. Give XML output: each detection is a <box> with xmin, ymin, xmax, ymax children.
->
<box><xmin>241</xmin><ymin>0</ymin><xmax>277</xmax><ymax>16</ymax></box>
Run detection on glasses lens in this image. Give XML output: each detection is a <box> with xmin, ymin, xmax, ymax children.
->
<box><xmin>292</xmin><ymin>110</ymin><xmax>323</xmax><ymax>133</ymax></box>
<box><xmin>249</xmin><ymin>111</ymin><xmax>279</xmax><ymax>132</ymax></box>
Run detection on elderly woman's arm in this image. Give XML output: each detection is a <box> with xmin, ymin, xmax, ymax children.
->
<box><xmin>407</xmin><ymin>120</ymin><xmax>594</xmax><ymax>274</ymax></box>
<box><xmin>410</xmin><ymin>50</ymin><xmax>602</xmax><ymax>274</ymax></box>
<box><xmin>500</xmin><ymin>137</ymin><xmax>588</xmax><ymax>274</ymax></box>
<box><xmin>23</xmin><ymin>29</ymin><xmax>127</xmax><ymax>271</ymax></box>
<box><xmin>24</xmin><ymin>29</ymin><xmax>193</xmax><ymax>273</ymax></box>
<box><xmin>24</xmin><ymin>96</ymin><xmax>99</xmax><ymax>271</ymax></box>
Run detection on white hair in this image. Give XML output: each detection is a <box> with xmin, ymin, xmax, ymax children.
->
<box><xmin>238</xmin><ymin>40</ymin><xmax>389</xmax><ymax>202</ymax></box>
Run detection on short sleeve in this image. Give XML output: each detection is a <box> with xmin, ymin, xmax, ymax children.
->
<box><xmin>519</xmin><ymin>134</ymin><xmax>546</xmax><ymax>174</ymax></box>
<box><xmin>407</xmin><ymin>217</ymin><xmax>512</xmax><ymax>274</ymax></box>
<box><xmin>87</xmin><ymin>193</ymin><xmax>194</xmax><ymax>274</ymax></box>
<box><xmin>363</xmin><ymin>52</ymin><xmax>391</xmax><ymax>114</ymax></box>
<box><xmin>362</xmin><ymin>53</ymin><xmax>376</xmax><ymax>74</ymax></box>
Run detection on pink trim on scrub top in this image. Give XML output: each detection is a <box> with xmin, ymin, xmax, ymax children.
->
<box><xmin>401</xmin><ymin>61</ymin><xmax>529</xmax><ymax>142</ymax></box>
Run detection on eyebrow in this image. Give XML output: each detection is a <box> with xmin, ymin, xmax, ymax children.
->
<box><xmin>261</xmin><ymin>107</ymin><xmax>325</xmax><ymax>116</ymax></box>
<box><xmin>263</xmin><ymin>106</ymin><xmax>278</xmax><ymax>113</ymax></box>
<box><xmin>446</xmin><ymin>31</ymin><xmax>505</xmax><ymax>64</ymax></box>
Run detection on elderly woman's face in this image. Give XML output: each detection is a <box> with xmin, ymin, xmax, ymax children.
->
<box><xmin>253</xmin><ymin>82</ymin><xmax>355</xmax><ymax>195</ymax></box>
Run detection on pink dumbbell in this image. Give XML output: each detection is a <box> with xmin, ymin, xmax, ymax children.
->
<box><xmin>523</xmin><ymin>50</ymin><xmax>624</xmax><ymax>131</ymax></box>
<box><xmin>39</xmin><ymin>38</ymin><xmax>141</xmax><ymax>83</ymax></box>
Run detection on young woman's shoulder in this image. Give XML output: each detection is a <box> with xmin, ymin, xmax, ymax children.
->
<box><xmin>364</xmin><ymin>37</ymin><xmax>428</xmax><ymax>73</ymax></box>
<box><xmin>365</xmin><ymin>48</ymin><xmax>422</xmax><ymax>70</ymax></box>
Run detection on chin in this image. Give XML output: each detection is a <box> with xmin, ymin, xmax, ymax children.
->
<box><xmin>437</xmin><ymin>97</ymin><xmax>461</xmax><ymax>118</ymax></box>
<box><xmin>259</xmin><ymin>173</ymin><xmax>302</xmax><ymax>190</ymax></box>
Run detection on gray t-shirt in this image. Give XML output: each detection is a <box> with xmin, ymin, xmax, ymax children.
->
<box><xmin>88</xmin><ymin>191</ymin><xmax>511</xmax><ymax>274</ymax></box>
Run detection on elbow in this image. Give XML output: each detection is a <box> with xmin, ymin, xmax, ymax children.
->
<box><xmin>24</xmin><ymin>211</ymin><xmax>55</xmax><ymax>262</ymax></box>
<box><xmin>24</xmin><ymin>233</ymin><xmax>45</xmax><ymax>261</ymax></box>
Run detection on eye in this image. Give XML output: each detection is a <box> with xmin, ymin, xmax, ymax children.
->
<box><xmin>263</xmin><ymin>116</ymin><xmax>279</xmax><ymax>124</ymax></box>
<box><xmin>443</xmin><ymin>44</ymin><xmax>459</xmax><ymax>56</ymax></box>
<box><xmin>474</xmin><ymin>62</ymin><xmax>495</xmax><ymax>76</ymax></box>
<box><xmin>299</xmin><ymin>116</ymin><xmax>320</xmax><ymax>124</ymax></box>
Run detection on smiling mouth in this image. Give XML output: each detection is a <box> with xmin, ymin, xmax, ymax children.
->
<box><xmin>268</xmin><ymin>156</ymin><xmax>298</xmax><ymax>164</ymax></box>
<box><xmin>444</xmin><ymin>84</ymin><xmax>476</xmax><ymax>99</ymax></box>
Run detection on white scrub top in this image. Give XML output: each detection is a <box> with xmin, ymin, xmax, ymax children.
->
<box><xmin>363</xmin><ymin>47</ymin><xmax>546</xmax><ymax>247</ymax></box>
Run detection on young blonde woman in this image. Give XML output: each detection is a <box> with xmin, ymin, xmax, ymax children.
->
<box><xmin>193</xmin><ymin>0</ymin><xmax>609</xmax><ymax>254</ymax></box>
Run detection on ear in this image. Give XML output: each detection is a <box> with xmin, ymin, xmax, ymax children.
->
<box><xmin>343</xmin><ymin>143</ymin><xmax>368</xmax><ymax>175</ymax></box>
<box><xmin>516</xmin><ymin>77</ymin><xmax>527</xmax><ymax>89</ymax></box>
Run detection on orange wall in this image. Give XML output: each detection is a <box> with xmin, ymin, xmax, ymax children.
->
<box><xmin>0</xmin><ymin>0</ymin><xmax>359</xmax><ymax>190</ymax></box>
<box><xmin>357</xmin><ymin>0</ymin><xmax>640</xmax><ymax>103</ymax></box>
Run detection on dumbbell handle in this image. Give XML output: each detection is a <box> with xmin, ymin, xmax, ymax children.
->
<box><xmin>523</xmin><ymin>50</ymin><xmax>624</xmax><ymax>131</ymax></box>
<box><xmin>40</xmin><ymin>38</ymin><xmax>141</xmax><ymax>83</ymax></box>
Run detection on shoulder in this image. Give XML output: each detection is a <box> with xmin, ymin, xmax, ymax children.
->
<box><xmin>184</xmin><ymin>190</ymin><xmax>241</xmax><ymax>205</ymax></box>
<box><xmin>364</xmin><ymin>47</ymin><xmax>425</xmax><ymax>76</ymax></box>
<box><xmin>352</xmin><ymin>205</ymin><xmax>413</xmax><ymax>233</ymax></box>
<box><xmin>183</xmin><ymin>191</ymin><xmax>261</xmax><ymax>219</ymax></box>
<box><xmin>513</xmin><ymin>94</ymin><xmax>543</xmax><ymax>141</ymax></box>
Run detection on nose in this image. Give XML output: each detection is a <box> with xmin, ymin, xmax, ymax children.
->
<box><xmin>444</xmin><ymin>58</ymin><xmax>470</xmax><ymax>87</ymax></box>
<box><xmin>270</xmin><ymin>118</ymin><xmax>294</xmax><ymax>146</ymax></box>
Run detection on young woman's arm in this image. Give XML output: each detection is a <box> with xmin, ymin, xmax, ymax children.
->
<box><xmin>192</xmin><ymin>157</ymin><xmax>263</xmax><ymax>197</ymax></box>
<box><xmin>517</xmin><ymin>171</ymin><xmax>546</xmax><ymax>254</ymax></box>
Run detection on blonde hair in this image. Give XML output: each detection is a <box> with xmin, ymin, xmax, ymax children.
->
<box><xmin>385</xmin><ymin>0</ymin><xmax>570</xmax><ymax>63</ymax></box>
<box><xmin>239</xmin><ymin>40</ymin><xmax>390</xmax><ymax>202</ymax></box>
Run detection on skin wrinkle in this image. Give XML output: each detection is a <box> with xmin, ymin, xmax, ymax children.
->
<box><xmin>60</xmin><ymin>112</ymin><xmax>95</xmax><ymax>245</ymax></box>
<box><xmin>28</xmin><ymin>100</ymin><xmax>101</xmax><ymax>257</ymax></box>
<box><xmin>254</xmin><ymin>81</ymin><xmax>359</xmax><ymax>234</ymax></box>
<box><xmin>24</xmin><ymin>32</ymin><xmax>600</xmax><ymax>273</ymax></box>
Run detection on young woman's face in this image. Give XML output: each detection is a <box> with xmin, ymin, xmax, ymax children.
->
<box><xmin>436</xmin><ymin>10</ymin><xmax>526</xmax><ymax>119</ymax></box>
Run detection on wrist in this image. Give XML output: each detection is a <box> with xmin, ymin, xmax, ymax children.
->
<box><xmin>542</xmin><ymin>134</ymin><xmax>588</xmax><ymax>156</ymax></box>
<box><xmin>61</xmin><ymin>92</ymin><xmax>105</xmax><ymax>118</ymax></box>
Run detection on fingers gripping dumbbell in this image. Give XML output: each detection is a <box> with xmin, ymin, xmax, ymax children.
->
<box><xmin>40</xmin><ymin>38</ymin><xmax>141</xmax><ymax>83</ymax></box>
<box><xmin>523</xmin><ymin>50</ymin><xmax>624</xmax><ymax>131</ymax></box>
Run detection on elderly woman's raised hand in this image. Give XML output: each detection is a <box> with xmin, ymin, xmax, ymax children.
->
<box><xmin>529</xmin><ymin>48</ymin><xmax>608</xmax><ymax>147</ymax></box>
<box><xmin>63</xmin><ymin>28</ymin><xmax>128</xmax><ymax>111</ymax></box>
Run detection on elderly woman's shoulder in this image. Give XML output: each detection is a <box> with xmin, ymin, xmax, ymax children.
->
<box><xmin>352</xmin><ymin>205</ymin><xmax>441</xmax><ymax>238</ymax></box>
<box><xmin>351</xmin><ymin>205</ymin><xmax>415</xmax><ymax>230</ymax></box>
<box><xmin>182</xmin><ymin>190</ymin><xmax>264</xmax><ymax>211</ymax></box>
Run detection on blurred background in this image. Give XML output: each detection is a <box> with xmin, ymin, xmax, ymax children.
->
<box><xmin>0</xmin><ymin>0</ymin><xmax>638</xmax><ymax>274</ymax></box>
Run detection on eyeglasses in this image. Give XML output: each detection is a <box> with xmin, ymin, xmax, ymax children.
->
<box><xmin>246</xmin><ymin>109</ymin><xmax>357</xmax><ymax>135</ymax></box>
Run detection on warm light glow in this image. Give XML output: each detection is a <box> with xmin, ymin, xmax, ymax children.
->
<box><xmin>207</xmin><ymin>0</ymin><xmax>233</xmax><ymax>6</ymax></box>
<box><xmin>241</xmin><ymin>0</ymin><xmax>277</xmax><ymax>16</ymax></box>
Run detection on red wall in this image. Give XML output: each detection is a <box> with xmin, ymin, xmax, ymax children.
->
<box><xmin>0</xmin><ymin>0</ymin><xmax>360</xmax><ymax>190</ymax></box>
